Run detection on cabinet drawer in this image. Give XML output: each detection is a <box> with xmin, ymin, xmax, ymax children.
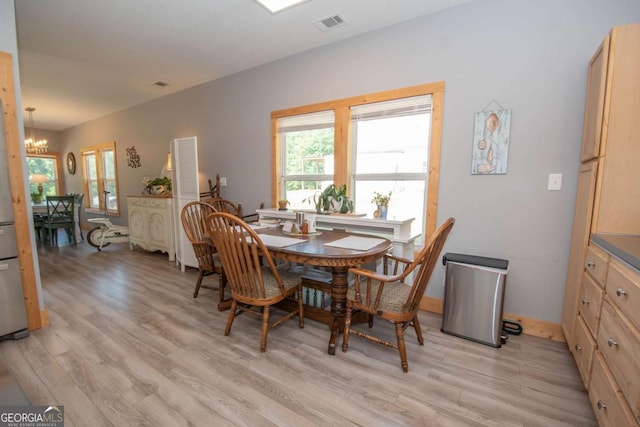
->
<box><xmin>606</xmin><ymin>259</ymin><xmax>640</xmax><ymax>330</ymax></box>
<box><xmin>589</xmin><ymin>352</ymin><xmax>637</xmax><ymax>427</ymax></box>
<box><xmin>585</xmin><ymin>244</ymin><xmax>609</xmax><ymax>287</ymax></box>
<box><xmin>598</xmin><ymin>299</ymin><xmax>640</xmax><ymax>422</ymax></box>
<box><xmin>573</xmin><ymin>314</ymin><xmax>596</xmax><ymax>387</ymax></box>
<box><xmin>580</xmin><ymin>273</ymin><xmax>605</xmax><ymax>337</ymax></box>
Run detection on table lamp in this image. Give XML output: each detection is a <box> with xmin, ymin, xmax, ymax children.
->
<box><xmin>30</xmin><ymin>174</ymin><xmax>48</xmax><ymax>195</ymax></box>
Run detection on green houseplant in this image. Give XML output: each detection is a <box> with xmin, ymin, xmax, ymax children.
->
<box><xmin>305</xmin><ymin>184</ymin><xmax>354</xmax><ymax>214</ymax></box>
<box><xmin>144</xmin><ymin>176</ymin><xmax>172</xmax><ymax>194</ymax></box>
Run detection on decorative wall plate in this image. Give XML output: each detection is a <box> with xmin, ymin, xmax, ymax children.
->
<box><xmin>67</xmin><ymin>152</ymin><xmax>76</xmax><ymax>175</ymax></box>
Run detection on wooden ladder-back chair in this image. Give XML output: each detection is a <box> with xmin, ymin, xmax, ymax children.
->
<box><xmin>342</xmin><ymin>217</ymin><xmax>455</xmax><ymax>372</ymax></box>
<box><xmin>180</xmin><ymin>201</ymin><xmax>229</xmax><ymax>309</ymax></box>
<box><xmin>206</xmin><ymin>212</ymin><xmax>304</xmax><ymax>352</ymax></box>
<box><xmin>206</xmin><ymin>197</ymin><xmax>262</xmax><ymax>223</ymax></box>
<box><xmin>43</xmin><ymin>195</ymin><xmax>76</xmax><ymax>246</ymax></box>
<box><xmin>199</xmin><ymin>174</ymin><xmax>221</xmax><ymax>199</ymax></box>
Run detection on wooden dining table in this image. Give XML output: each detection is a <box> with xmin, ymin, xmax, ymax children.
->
<box><xmin>254</xmin><ymin>227</ymin><xmax>392</xmax><ymax>355</ymax></box>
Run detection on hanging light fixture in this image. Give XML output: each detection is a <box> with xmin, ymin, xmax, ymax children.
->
<box><xmin>24</xmin><ymin>107</ymin><xmax>48</xmax><ymax>154</ymax></box>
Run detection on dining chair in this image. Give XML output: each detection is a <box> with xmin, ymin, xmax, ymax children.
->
<box><xmin>42</xmin><ymin>195</ymin><xmax>76</xmax><ymax>246</ymax></box>
<box><xmin>342</xmin><ymin>217</ymin><xmax>455</xmax><ymax>372</ymax></box>
<box><xmin>180</xmin><ymin>201</ymin><xmax>229</xmax><ymax>308</ymax></box>
<box><xmin>206</xmin><ymin>211</ymin><xmax>304</xmax><ymax>352</ymax></box>
<box><xmin>206</xmin><ymin>197</ymin><xmax>261</xmax><ymax>223</ymax></box>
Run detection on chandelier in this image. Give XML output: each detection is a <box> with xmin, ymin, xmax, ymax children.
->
<box><xmin>25</xmin><ymin>107</ymin><xmax>48</xmax><ymax>155</ymax></box>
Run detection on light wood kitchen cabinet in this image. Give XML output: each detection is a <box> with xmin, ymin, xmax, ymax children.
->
<box><xmin>589</xmin><ymin>352</ymin><xmax>637</xmax><ymax>427</ymax></box>
<box><xmin>561</xmin><ymin>161</ymin><xmax>598</xmax><ymax>347</ymax></box>
<box><xmin>580</xmin><ymin>34</ymin><xmax>609</xmax><ymax>162</ymax></box>
<box><xmin>562</xmin><ymin>22</ymin><xmax>640</xmax><ymax>426</ymax></box>
<box><xmin>127</xmin><ymin>196</ymin><xmax>175</xmax><ymax>262</ymax></box>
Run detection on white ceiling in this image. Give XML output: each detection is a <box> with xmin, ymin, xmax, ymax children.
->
<box><xmin>15</xmin><ymin>0</ymin><xmax>472</xmax><ymax>131</ymax></box>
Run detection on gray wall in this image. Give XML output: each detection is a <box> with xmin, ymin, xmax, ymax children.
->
<box><xmin>59</xmin><ymin>0</ymin><xmax>640</xmax><ymax>323</ymax></box>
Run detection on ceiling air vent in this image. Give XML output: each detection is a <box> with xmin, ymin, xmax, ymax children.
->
<box><xmin>313</xmin><ymin>14</ymin><xmax>347</xmax><ymax>31</ymax></box>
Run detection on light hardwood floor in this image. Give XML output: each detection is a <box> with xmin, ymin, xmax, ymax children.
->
<box><xmin>0</xmin><ymin>237</ymin><xmax>597</xmax><ymax>426</ymax></box>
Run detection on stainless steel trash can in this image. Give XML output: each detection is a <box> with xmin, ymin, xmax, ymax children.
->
<box><xmin>441</xmin><ymin>253</ymin><xmax>509</xmax><ymax>348</ymax></box>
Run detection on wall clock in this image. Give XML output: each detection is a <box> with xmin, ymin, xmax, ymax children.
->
<box><xmin>67</xmin><ymin>152</ymin><xmax>76</xmax><ymax>175</ymax></box>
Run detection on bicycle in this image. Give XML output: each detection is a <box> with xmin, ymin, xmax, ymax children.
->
<box><xmin>87</xmin><ymin>191</ymin><xmax>130</xmax><ymax>251</ymax></box>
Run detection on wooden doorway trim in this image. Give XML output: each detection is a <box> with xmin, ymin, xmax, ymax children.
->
<box><xmin>0</xmin><ymin>51</ymin><xmax>45</xmax><ymax>330</ymax></box>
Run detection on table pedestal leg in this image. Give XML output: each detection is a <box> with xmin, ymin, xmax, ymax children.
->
<box><xmin>328</xmin><ymin>266</ymin><xmax>349</xmax><ymax>355</ymax></box>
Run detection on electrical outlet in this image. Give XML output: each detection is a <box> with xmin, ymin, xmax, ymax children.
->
<box><xmin>547</xmin><ymin>173</ymin><xmax>562</xmax><ymax>191</ymax></box>
<box><xmin>220</xmin><ymin>177</ymin><xmax>227</xmax><ymax>187</ymax></box>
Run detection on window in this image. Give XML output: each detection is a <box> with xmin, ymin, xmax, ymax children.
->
<box><xmin>351</xmin><ymin>95</ymin><xmax>432</xmax><ymax>241</ymax></box>
<box><xmin>278</xmin><ymin>110</ymin><xmax>335</xmax><ymax>207</ymax></box>
<box><xmin>272</xmin><ymin>82</ymin><xmax>444</xmax><ymax>242</ymax></box>
<box><xmin>81</xmin><ymin>142</ymin><xmax>119</xmax><ymax>215</ymax></box>
<box><xmin>27</xmin><ymin>153</ymin><xmax>62</xmax><ymax>196</ymax></box>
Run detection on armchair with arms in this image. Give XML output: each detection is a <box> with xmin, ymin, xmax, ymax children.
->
<box><xmin>342</xmin><ymin>217</ymin><xmax>455</xmax><ymax>372</ymax></box>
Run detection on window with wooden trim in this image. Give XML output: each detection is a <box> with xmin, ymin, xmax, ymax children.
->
<box><xmin>81</xmin><ymin>142</ymin><xmax>120</xmax><ymax>215</ymax></box>
<box><xmin>272</xmin><ymin>82</ymin><xmax>444</xmax><ymax>242</ymax></box>
<box><xmin>27</xmin><ymin>153</ymin><xmax>63</xmax><ymax>196</ymax></box>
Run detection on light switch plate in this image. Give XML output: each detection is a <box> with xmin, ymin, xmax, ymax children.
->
<box><xmin>220</xmin><ymin>177</ymin><xmax>227</xmax><ymax>187</ymax></box>
<box><xmin>548</xmin><ymin>173</ymin><xmax>562</xmax><ymax>191</ymax></box>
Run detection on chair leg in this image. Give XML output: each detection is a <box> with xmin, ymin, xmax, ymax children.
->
<box><xmin>368</xmin><ymin>314</ymin><xmax>374</xmax><ymax>328</ymax></box>
<box><xmin>224</xmin><ymin>300</ymin><xmax>237</xmax><ymax>336</ymax></box>
<box><xmin>297</xmin><ymin>285</ymin><xmax>304</xmax><ymax>328</ymax></box>
<box><xmin>395</xmin><ymin>322</ymin><xmax>409</xmax><ymax>373</ymax></box>
<box><xmin>193</xmin><ymin>270</ymin><xmax>205</xmax><ymax>298</ymax></box>
<box><xmin>342</xmin><ymin>303</ymin><xmax>352</xmax><ymax>352</ymax></box>
<box><xmin>413</xmin><ymin>315</ymin><xmax>424</xmax><ymax>345</ymax></box>
<box><xmin>260</xmin><ymin>306</ymin><xmax>270</xmax><ymax>353</ymax></box>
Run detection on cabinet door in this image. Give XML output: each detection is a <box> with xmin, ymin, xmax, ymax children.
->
<box><xmin>580</xmin><ymin>34</ymin><xmax>610</xmax><ymax>162</ymax></box>
<box><xmin>128</xmin><ymin>207</ymin><xmax>146</xmax><ymax>245</ymax></box>
<box><xmin>562</xmin><ymin>161</ymin><xmax>599</xmax><ymax>346</ymax></box>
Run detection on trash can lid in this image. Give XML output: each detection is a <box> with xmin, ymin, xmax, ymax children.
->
<box><xmin>442</xmin><ymin>252</ymin><xmax>509</xmax><ymax>270</ymax></box>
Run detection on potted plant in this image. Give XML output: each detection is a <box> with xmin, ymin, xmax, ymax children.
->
<box><xmin>278</xmin><ymin>199</ymin><xmax>290</xmax><ymax>210</ymax></box>
<box><xmin>305</xmin><ymin>184</ymin><xmax>354</xmax><ymax>214</ymax></box>
<box><xmin>31</xmin><ymin>192</ymin><xmax>43</xmax><ymax>204</ymax></box>
<box><xmin>144</xmin><ymin>176</ymin><xmax>172</xmax><ymax>195</ymax></box>
<box><xmin>371</xmin><ymin>191</ymin><xmax>392</xmax><ymax>219</ymax></box>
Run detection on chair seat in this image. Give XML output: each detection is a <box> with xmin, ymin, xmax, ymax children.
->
<box><xmin>347</xmin><ymin>281</ymin><xmax>411</xmax><ymax>314</ymax></box>
<box><xmin>251</xmin><ymin>267</ymin><xmax>302</xmax><ymax>299</ymax></box>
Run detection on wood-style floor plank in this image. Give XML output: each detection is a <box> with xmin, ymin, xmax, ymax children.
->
<box><xmin>0</xmin><ymin>239</ymin><xmax>597</xmax><ymax>426</ymax></box>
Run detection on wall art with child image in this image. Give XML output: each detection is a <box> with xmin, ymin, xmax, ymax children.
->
<box><xmin>471</xmin><ymin>109</ymin><xmax>511</xmax><ymax>175</ymax></box>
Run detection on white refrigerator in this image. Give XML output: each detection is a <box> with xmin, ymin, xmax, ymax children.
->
<box><xmin>0</xmin><ymin>102</ymin><xmax>29</xmax><ymax>339</ymax></box>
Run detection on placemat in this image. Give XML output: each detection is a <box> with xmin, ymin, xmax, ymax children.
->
<box><xmin>325</xmin><ymin>236</ymin><xmax>387</xmax><ymax>251</ymax></box>
<box><xmin>258</xmin><ymin>234</ymin><xmax>307</xmax><ymax>248</ymax></box>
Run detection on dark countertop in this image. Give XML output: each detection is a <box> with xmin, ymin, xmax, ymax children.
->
<box><xmin>592</xmin><ymin>234</ymin><xmax>640</xmax><ymax>271</ymax></box>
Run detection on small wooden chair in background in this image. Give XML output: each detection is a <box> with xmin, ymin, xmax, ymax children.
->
<box><xmin>180</xmin><ymin>201</ymin><xmax>230</xmax><ymax>310</ymax></box>
<box><xmin>342</xmin><ymin>217</ymin><xmax>455</xmax><ymax>372</ymax></box>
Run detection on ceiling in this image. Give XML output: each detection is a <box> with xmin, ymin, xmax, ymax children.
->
<box><xmin>15</xmin><ymin>0</ymin><xmax>472</xmax><ymax>131</ymax></box>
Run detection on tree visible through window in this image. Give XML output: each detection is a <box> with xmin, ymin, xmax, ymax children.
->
<box><xmin>81</xmin><ymin>142</ymin><xmax>119</xmax><ymax>215</ymax></box>
<box><xmin>27</xmin><ymin>154</ymin><xmax>62</xmax><ymax>196</ymax></box>
<box><xmin>272</xmin><ymin>82</ymin><xmax>444</xmax><ymax>243</ymax></box>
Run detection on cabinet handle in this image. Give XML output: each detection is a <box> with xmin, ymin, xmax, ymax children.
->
<box><xmin>581</xmin><ymin>297</ymin><xmax>589</xmax><ymax>305</ymax></box>
<box><xmin>574</xmin><ymin>344</ymin><xmax>582</xmax><ymax>352</ymax></box>
<box><xmin>607</xmin><ymin>337</ymin><xmax>618</xmax><ymax>347</ymax></box>
<box><xmin>616</xmin><ymin>288</ymin><xmax>628</xmax><ymax>297</ymax></box>
<box><xmin>587</xmin><ymin>261</ymin><xmax>595</xmax><ymax>268</ymax></box>
<box><xmin>597</xmin><ymin>400</ymin><xmax>607</xmax><ymax>410</ymax></box>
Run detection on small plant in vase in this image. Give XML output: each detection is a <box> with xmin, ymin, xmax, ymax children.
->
<box><xmin>278</xmin><ymin>199</ymin><xmax>290</xmax><ymax>210</ymax></box>
<box><xmin>371</xmin><ymin>191</ymin><xmax>392</xmax><ymax>219</ymax></box>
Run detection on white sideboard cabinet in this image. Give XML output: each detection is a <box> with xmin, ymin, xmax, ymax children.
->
<box><xmin>127</xmin><ymin>195</ymin><xmax>175</xmax><ymax>261</ymax></box>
